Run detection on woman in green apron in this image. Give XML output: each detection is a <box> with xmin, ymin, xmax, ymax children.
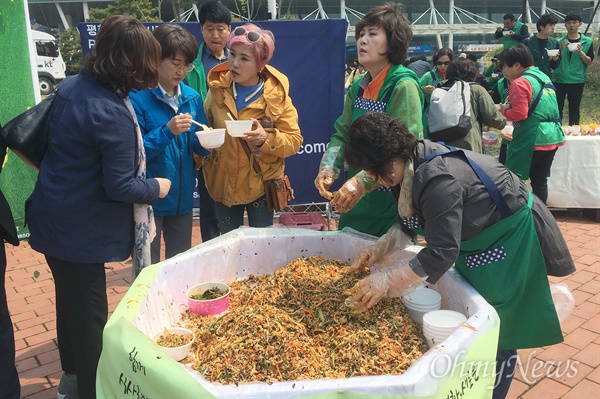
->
<box><xmin>497</xmin><ymin>44</ymin><xmax>565</xmax><ymax>204</ymax></box>
<box><xmin>419</xmin><ymin>47</ymin><xmax>454</xmax><ymax>138</ymax></box>
<box><xmin>314</xmin><ymin>3</ymin><xmax>423</xmax><ymax>238</ymax></box>
<box><xmin>343</xmin><ymin>113</ymin><xmax>575</xmax><ymax>399</ymax></box>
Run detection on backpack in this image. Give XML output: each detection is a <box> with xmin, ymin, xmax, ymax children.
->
<box><xmin>427</xmin><ymin>80</ymin><xmax>472</xmax><ymax>142</ymax></box>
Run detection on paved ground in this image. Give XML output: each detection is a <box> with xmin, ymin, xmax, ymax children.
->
<box><xmin>4</xmin><ymin>212</ymin><xmax>599</xmax><ymax>398</ymax></box>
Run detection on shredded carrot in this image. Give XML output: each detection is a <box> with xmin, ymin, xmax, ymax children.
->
<box><xmin>180</xmin><ymin>256</ymin><xmax>428</xmax><ymax>384</ymax></box>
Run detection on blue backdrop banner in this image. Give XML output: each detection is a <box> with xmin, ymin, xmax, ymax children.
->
<box><xmin>78</xmin><ymin>19</ymin><xmax>347</xmax><ymax>207</ymax></box>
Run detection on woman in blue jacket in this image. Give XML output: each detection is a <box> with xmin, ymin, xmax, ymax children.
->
<box><xmin>131</xmin><ymin>24</ymin><xmax>209</xmax><ymax>265</ymax></box>
<box><xmin>26</xmin><ymin>16</ymin><xmax>171</xmax><ymax>399</ymax></box>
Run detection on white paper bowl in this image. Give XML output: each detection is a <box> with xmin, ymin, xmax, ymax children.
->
<box><xmin>225</xmin><ymin>120</ymin><xmax>253</xmax><ymax>137</ymax></box>
<box><xmin>423</xmin><ymin>324</ymin><xmax>453</xmax><ymax>348</ymax></box>
<box><xmin>568</xmin><ymin>42</ymin><xmax>579</xmax><ymax>52</ymax></box>
<box><xmin>502</xmin><ymin>31</ymin><xmax>511</xmax><ymax>36</ymax></box>
<box><xmin>423</xmin><ymin>310</ymin><xmax>466</xmax><ymax>332</ymax></box>
<box><xmin>402</xmin><ymin>288</ymin><xmax>441</xmax><ymax>324</ymax></box>
<box><xmin>402</xmin><ymin>289</ymin><xmax>441</xmax><ymax>309</ymax></box>
<box><xmin>155</xmin><ymin>327</ymin><xmax>194</xmax><ymax>362</ymax></box>
<box><xmin>546</xmin><ymin>49</ymin><xmax>559</xmax><ymax>57</ymax></box>
<box><xmin>196</xmin><ymin>128</ymin><xmax>225</xmax><ymax>149</ymax></box>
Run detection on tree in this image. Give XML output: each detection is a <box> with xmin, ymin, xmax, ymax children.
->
<box><xmin>170</xmin><ymin>0</ymin><xmax>196</xmax><ymax>22</ymax></box>
<box><xmin>88</xmin><ymin>0</ymin><xmax>160</xmax><ymax>22</ymax></box>
<box><xmin>233</xmin><ymin>0</ymin><xmax>264</xmax><ymax>21</ymax></box>
<box><xmin>60</xmin><ymin>28</ymin><xmax>83</xmax><ymax>76</ymax></box>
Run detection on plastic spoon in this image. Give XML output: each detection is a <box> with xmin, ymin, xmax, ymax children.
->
<box><xmin>190</xmin><ymin>119</ymin><xmax>211</xmax><ymax>131</ymax></box>
<box><xmin>226</xmin><ymin>112</ymin><xmax>235</xmax><ymax>121</ymax></box>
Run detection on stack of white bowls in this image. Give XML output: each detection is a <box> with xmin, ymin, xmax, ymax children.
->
<box><xmin>402</xmin><ymin>288</ymin><xmax>442</xmax><ymax>324</ymax></box>
<box><xmin>422</xmin><ymin>310</ymin><xmax>467</xmax><ymax>348</ymax></box>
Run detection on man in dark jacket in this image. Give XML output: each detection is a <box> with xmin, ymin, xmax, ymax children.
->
<box><xmin>522</xmin><ymin>14</ymin><xmax>560</xmax><ymax>78</ymax></box>
<box><xmin>185</xmin><ymin>0</ymin><xmax>232</xmax><ymax>242</ymax></box>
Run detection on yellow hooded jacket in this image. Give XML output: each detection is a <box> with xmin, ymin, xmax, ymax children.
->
<box><xmin>203</xmin><ymin>63</ymin><xmax>302</xmax><ymax>207</ymax></box>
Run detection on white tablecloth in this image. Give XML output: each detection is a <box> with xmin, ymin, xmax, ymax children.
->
<box><xmin>547</xmin><ymin>136</ymin><xmax>600</xmax><ymax>209</ymax></box>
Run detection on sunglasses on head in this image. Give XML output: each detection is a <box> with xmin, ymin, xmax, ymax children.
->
<box><xmin>233</xmin><ymin>27</ymin><xmax>262</xmax><ymax>43</ymax></box>
<box><xmin>436</xmin><ymin>61</ymin><xmax>451</xmax><ymax>66</ymax></box>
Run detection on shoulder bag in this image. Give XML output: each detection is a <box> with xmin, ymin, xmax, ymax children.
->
<box><xmin>0</xmin><ymin>91</ymin><xmax>56</xmax><ymax>170</ymax></box>
<box><xmin>239</xmin><ymin>137</ymin><xmax>294</xmax><ymax>213</ymax></box>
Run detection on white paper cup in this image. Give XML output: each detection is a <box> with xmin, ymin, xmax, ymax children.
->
<box><xmin>546</xmin><ymin>48</ymin><xmax>559</xmax><ymax>57</ymax></box>
<box><xmin>568</xmin><ymin>42</ymin><xmax>579</xmax><ymax>52</ymax></box>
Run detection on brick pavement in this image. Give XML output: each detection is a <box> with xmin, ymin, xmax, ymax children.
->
<box><xmin>4</xmin><ymin>213</ymin><xmax>600</xmax><ymax>398</ymax></box>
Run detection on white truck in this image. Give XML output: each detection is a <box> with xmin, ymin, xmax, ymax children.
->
<box><xmin>31</xmin><ymin>30</ymin><xmax>66</xmax><ymax>95</ymax></box>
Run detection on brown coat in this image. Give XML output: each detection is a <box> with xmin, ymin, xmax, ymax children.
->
<box><xmin>203</xmin><ymin>63</ymin><xmax>302</xmax><ymax>207</ymax></box>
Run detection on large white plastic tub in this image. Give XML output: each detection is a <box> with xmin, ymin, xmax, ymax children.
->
<box><xmin>97</xmin><ymin>228</ymin><xmax>500</xmax><ymax>399</ymax></box>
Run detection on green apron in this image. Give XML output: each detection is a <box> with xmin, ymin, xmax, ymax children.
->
<box><xmin>338</xmin><ymin>77</ymin><xmax>412</xmax><ymax>237</ymax></box>
<box><xmin>405</xmin><ymin>147</ymin><xmax>562</xmax><ymax>350</ymax></box>
<box><xmin>505</xmin><ymin>70</ymin><xmax>562</xmax><ymax>180</ymax></box>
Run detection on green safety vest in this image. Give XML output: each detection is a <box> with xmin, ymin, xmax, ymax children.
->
<box><xmin>505</xmin><ymin>68</ymin><xmax>564</xmax><ymax>180</ymax></box>
<box><xmin>526</xmin><ymin>35</ymin><xmax>560</xmax><ymax>78</ymax></box>
<box><xmin>186</xmin><ymin>42</ymin><xmax>209</xmax><ymax>101</ymax></box>
<box><xmin>503</xmin><ymin>21</ymin><xmax>524</xmax><ymax>48</ymax></box>
<box><xmin>553</xmin><ymin>35</ymin><xmax>594</xmax><ymax>83</ymax></box>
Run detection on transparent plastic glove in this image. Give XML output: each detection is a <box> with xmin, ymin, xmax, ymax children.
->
<box><xmin>330</xmin><ymin>175</ymin><xmax>366</xmax><ymax>213</ymax></box>
<box><xmin>314</xmin><ymin>164</ymin><xmax>339</xmax><ymax>200</ymax></box>
<box><xmin>354</xmin><ymin>170</ymin><xmax>378</xmax><ymax>193</ymax></box>
<box><xmin>346</xmin><ymin>260</ymin><xmax>426</xmax><ymax>310</ymax></box>
<box><xmin>348</xmin><ymin>223</ymin><xmax>413</xmax><ymax>273</ymax></box>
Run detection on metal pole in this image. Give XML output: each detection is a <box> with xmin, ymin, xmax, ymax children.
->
<box><xmin>448</xmin><ymin>0</ymin><xmax>454</xmax><ymax>51</ymax></box>
<box><xmin>584</xmin><ymin>0</ymin><xmax>600</xmax><ymax>35</ymax></box>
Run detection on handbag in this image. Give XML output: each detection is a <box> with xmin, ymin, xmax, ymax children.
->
<box><xmin>0</xmin><ymin>91</ymin><xmax>56</xmax><ymax>170</ymax></box>
<box><xmin>263</xmin><ymin>175</ymin><xmax>294</xmax><ymax>213</ymax></box>
<box><xmin>239</xmin><ymin>138</ymin><xmax>294</xmax><ymax>212</ymax></box>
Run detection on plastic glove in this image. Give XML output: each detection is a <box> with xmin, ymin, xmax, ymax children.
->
<box><xmin>346</xmin><ymin>259</ymin><xmax>426</xmax><ymax>310</ymax></box>
<box><xmin>330</xmin><ymin>175</ymin><xmax>366</xmax><ymax>213</ymax></box>
<box><xmin>348</xmin><ymin>223</ymin><xmax>413</xmax><ymax>273</ymax></box>
<box><xmin>314</xmin><ymin>164</ymin><xmax>339</xmax><ymax>200</ymax></box>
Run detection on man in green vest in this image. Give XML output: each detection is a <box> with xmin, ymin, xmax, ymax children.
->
<box><xmin>498</xmin><ymin>44</ymin><xmax>565</xmax><ymax>204</ymax></box>
<box><xmin>552</xmin><ymin>11</ymin><xmax>595</xmax><ymax>126</ymax></box>
<box><xmin>494</xmin><ymin>13</ymin><xmax>529</xmax><ymax>49</ymax></box>
<box><xmin>185</xmin><ymin>0</ymin><xmax>232</xmax><ymax>242</ymax></box>
<box><xmin>522</xmin><ymin>13</ymin><xmax>561</xmax><ymax>78</ymax></box>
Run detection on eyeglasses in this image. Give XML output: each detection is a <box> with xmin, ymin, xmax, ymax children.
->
<box><xmin>233</xmin><ymin>27</ymin><xmax>262</xmax><ymax>43</ymax></box>
<box><xmin>163</xmin><ymin>59</ymin><xmax>195</xmax><ymax>73</ymax></box>
<box><xmin>436</xmin><ymin>61</ymin><xmax>451</xmax><ymax>66</ymax></box>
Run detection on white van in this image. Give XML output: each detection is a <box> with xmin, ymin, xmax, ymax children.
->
<box><xmin>31</xmin><ymin>30</ymin><xmax>66</xmax><ymax>95</ymax></box>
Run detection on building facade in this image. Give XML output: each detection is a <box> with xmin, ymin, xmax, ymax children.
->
<box><xmin>29</xmin><ymin>0</ymin><xmax>598</xmax><ymax>54</ymax></box>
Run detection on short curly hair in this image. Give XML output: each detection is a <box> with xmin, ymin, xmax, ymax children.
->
<box><xmin>345</xmin><ymin>113</ymin><xmax>417</xmax><ymax>181</ymax></box>
<box><xmin>354</xmin><ymin>3</ymin><xmax>413</xmax><ymax>65</ymax></box>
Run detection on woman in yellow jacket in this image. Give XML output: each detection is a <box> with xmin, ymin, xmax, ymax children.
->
<box><xmin>203</xmin><ymin>23</ymin><xmax>303</xmax><ymax>234</ymax></box>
